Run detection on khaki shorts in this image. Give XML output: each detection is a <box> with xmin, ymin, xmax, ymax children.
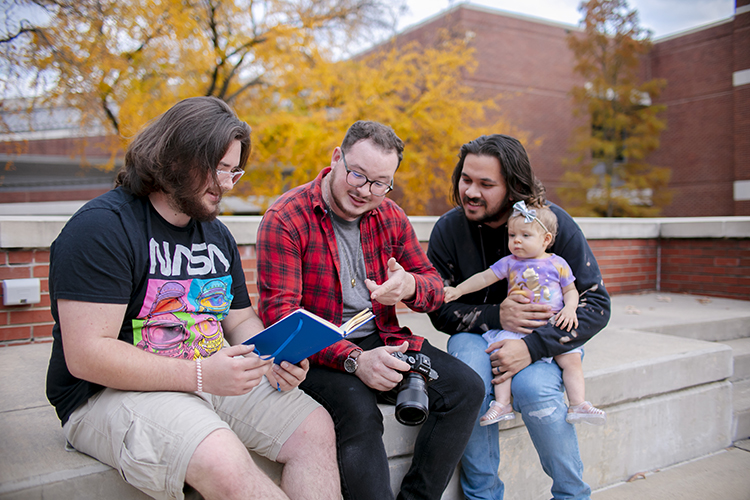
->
<box><xmin>63</xmin><ymin>377</ymin><xmax>320</xmax><ymax>500</ymax></box>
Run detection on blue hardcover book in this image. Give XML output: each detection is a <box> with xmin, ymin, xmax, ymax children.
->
<box><xmin>243</xmin><ymin>308</ymin><xmax>374</xmax><ymax>365</ymax></box>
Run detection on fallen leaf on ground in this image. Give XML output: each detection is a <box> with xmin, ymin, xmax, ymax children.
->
<box><xmin>625</xmin><ymin>305</ymin><xmax>641</xmax><ymax>315</ymax></box>
<box><xmin>627</xmin><ymin>472</ymin><xmax>647</xmax><ymax>482</ymax></box>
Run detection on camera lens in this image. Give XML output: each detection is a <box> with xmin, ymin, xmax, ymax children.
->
<box><xmin>394</xmin><ymin>372</ymin><xmax>429</xmax><ymax>426</ymax></box>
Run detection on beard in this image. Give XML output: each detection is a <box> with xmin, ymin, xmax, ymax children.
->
<box><xmin>172</xmin><ymin>186</ymin><xmax>222</xmax><ymax>223</ymax></box>
<box><xmin>462</xmin><ymin>194</ymin><xmax>513</xmax><ymax>226</ymax></box>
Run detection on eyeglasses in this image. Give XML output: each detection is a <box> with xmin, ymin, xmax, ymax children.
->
<box><xmin>216</xmin><ymin>168</ymin><xmax>245</xmax><ymax>186</ymax></box>
<box><xmin>340</xmin><ymin>150</ymin><xmax>393</xmax><ymax>196</ymax></box>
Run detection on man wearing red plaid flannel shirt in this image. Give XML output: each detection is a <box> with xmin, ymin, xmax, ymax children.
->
<box><xmin>257</xmin><ymin>121</ymin><xmax>484</xmax><ymax>500</ymax></box>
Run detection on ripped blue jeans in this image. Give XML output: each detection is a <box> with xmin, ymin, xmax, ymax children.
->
<box><xmin>447</xmin><ymin>332</ymin><xmax>591</xmax><ymax>500</ymax></box>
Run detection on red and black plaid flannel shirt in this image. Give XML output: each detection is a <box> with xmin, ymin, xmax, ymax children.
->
<box><xmin>256</xmin><ymin>167</ymin><xmax>444</xmax><ymax>371</ymax></box>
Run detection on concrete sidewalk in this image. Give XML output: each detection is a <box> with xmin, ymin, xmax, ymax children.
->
<box><xmin>591</xmin><ymin>439</ymin><xmax>750</xmax><ymax>499</ymax></box>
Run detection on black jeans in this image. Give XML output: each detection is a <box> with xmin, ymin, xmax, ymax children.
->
<box><xmin>300</xmin><ymin>335</ymin><xmax>484</xmax><ymax>500</ymax></box>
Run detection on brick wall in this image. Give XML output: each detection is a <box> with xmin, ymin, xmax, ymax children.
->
<box><xmin>2</xmin><ymin>234</ymin><xmax>748</xmax><ymax>347</ymax></box>
<box><xmin>0</xmin><ymin>249</ymin><xmax>53</xmax><ymax>344</ymax></box>
<box><xmin>646</xmin><ymin>22</ymin><xmax>737</xmax><ymax>216</ymax></box>
<box><xmin>0</xmin><ymin>244</ymin><xmax>262</xmax><ymax>347</ymax></box>
<box><xmin>660</xmin><ymin>238</ymin><xmax>750</xmax><ymax>297</ymax></box>
<box><xmin>239</xmin><ymin>245</ymin><xmax>259</xmax><ymax>302</ymax></box>
<box><xmin>588</xmin><ymin>239</ymin><xmax>659</xmax><ymax>295</ymax></box>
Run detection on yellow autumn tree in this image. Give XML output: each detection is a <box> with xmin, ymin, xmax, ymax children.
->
<box><xmin>239</xmin><ymin>34</ymin><xmax>529</xmax><ymax>214</ymax></box>
<box><xmin>1</xmin><ymin>0</ymin><xmax>403</xmax><ymax>139</ymax></box>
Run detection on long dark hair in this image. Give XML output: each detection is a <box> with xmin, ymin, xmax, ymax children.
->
<box><xmin>115</xmin><ymin>96</ymin><xmax>252</xmax><ymax>200</ymax></box>
<box><xmin>450</xmin><ymin>134</ymin><xmax>545</xmax><ymax>207</ymax></box>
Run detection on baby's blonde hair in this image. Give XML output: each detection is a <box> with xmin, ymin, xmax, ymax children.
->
<box><xmin>508</xmin><ymin>203</ymin><xmax>558</xmax><ymax>248</ymax></box>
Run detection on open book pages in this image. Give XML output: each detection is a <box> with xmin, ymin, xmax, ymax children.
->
<box><xmin>341</xmin><ymin>308</ymin><xmax>375</xmax><ymax>334</ymax></box>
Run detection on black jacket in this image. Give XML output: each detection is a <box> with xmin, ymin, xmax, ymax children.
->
<box><xmin>427</xmin><ymin>204</ymin><xmax>611</xmax><ymax>362</ymax></box>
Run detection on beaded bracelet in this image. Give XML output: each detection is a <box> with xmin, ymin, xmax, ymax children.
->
<box><xmin>196</xmin><ymin>358</ymin><xmax>203</xmax><ymax>393</ymax></box>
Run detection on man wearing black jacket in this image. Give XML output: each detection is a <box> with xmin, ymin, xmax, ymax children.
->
<box><xmin>427</xmin><ymin>134</ymin><xmax>610</xmax><ymax>500</ymax></box>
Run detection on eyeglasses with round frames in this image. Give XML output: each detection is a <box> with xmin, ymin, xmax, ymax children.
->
<box><xmin>340</xmin><ymin>150</ymin><xmax>393</xmax><ymax>196</ymax></box>
<box><xmin>217</xmin><ymin>169</ymin><xmax>245</xmax><ymax>186</ymax></box>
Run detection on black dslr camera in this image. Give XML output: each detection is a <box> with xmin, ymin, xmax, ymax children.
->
<box><xmin>390</xmin><ymin>351</ymin><xmax>439</xmax><ymax>426</ymax></box>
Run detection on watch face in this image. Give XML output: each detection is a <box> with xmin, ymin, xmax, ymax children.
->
<box><xmin>344</xmin><ymin>357</ymin><xmax>357</xmax><ymax>373</ymax></box>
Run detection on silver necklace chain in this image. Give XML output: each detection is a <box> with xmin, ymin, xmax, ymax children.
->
<box><xmin>324</xmin><ymin>181</ymin><xmax>362</xmax><ymax>288</ymax></box>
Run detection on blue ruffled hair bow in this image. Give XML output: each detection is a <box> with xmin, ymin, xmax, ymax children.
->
<box><xmin>511</xmin><ymin>201</ymin><xmax>549</xmax><ymax>233</ymax></box>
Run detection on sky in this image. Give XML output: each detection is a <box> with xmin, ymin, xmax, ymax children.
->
<box><xmin>397</xmin><ymin>0</ymin><xmax>736</xmax><ymax>38</ymax></box>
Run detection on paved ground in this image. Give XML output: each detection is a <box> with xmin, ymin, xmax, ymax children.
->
<box><xmin>592</xmin><ymin>440</ymin><xmax>750</xmax><ymax>500</ymax></box>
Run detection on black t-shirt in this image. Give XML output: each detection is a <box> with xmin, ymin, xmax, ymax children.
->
<box><xmin>45</xmin><ymin>188</ymin><xmax>251</xmax><ymax>425</ymax></box>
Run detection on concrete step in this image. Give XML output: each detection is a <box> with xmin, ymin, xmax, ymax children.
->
<box><xmin>486</xmin><ymin>381</ymin><xmax>734</xmax><ymax>500</ymax></box>
<box><xmin>0</xmin><ymin>342</ymin><xmax>460</xmax><ymax>500</ymax></box>
<box><xmin>0</xmin><ymin>343</ymin><xmax>153</xmax><ymax>500</ymax></box>
<box><xmin>607</xmin><ymin>293</ymin><xmax>750</xmax><ymax>342</ymax></box>
<box><xmin>399</xmin><ymin>307</ymin><xmax>735</xmax><ymax>498</ymax></box>
<box><xmin>251</xmin><ymin>403</ymin><xmax>464</xmax><ymax>498</ymax></box>
<box><xmin>583</xmin><ymin>327</ymin><xmax>732</xmax><ymax>406</ymax></box>
<box><xmin>733</xmin><ymin>378</ymin><xmax>750</xmax><ymax>441</ymax></box>
<box><xmin>725</xmin><ymin>337</ymin><xmax>750</xmax><ymax>382</ymax></box>
<box><xmin>1</xmin><ymin>293</ymin><xmax>745</xmax><ymax>500</ymax></box>
<box><xmin>0</xmin><ymin>405</ymin><xmax>153</xmax><ymax>500</ymax></box>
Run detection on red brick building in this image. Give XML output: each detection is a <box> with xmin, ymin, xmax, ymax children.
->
<box><xmin>647</xmin><ymin>2</ymin><xmax>750</xmax><ymax>217</ymax></box>
<box><xmin>393</xmin><ymin>0</ymin><xmax>750</xmax><ymax>216</ymax></box>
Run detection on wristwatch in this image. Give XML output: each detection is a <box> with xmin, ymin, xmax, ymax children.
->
<box><xmin>344</xmin><ymin>349</ymin><xmax>363</xmax><ymax>374</ymax></box>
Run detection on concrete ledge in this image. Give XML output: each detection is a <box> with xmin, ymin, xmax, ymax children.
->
<box><xmin>575</xmin><ymin>218</ymin><xmax>661</xmax><ymax>239</ymax></box>
<box><xmin>217</xmin><ymin>216</ymin><xmax>262</xmax><ymax>246</ymax></box>
<box><xmin>657</xmin><ymin>218</ymin><xmax>750</xmax><ymax>239</ymax></box>
<box><xmin>0</xmin><ymin>342</ymin><xmax>460</xmax><ymax>500</ymax></box>
<box><xmin>576</xmin><ymin>217</ymin><xmax>750</xmax><ymax>240</ymax></box>
<box><xmin>3</xmin><ymin>215</ymin><xmax>750</xmax><ymax>248</ymax></box>
<box><xmin>0</xmin><ymin>216</ymin><xmax>69</xmax><ymax>248</ymax></box>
